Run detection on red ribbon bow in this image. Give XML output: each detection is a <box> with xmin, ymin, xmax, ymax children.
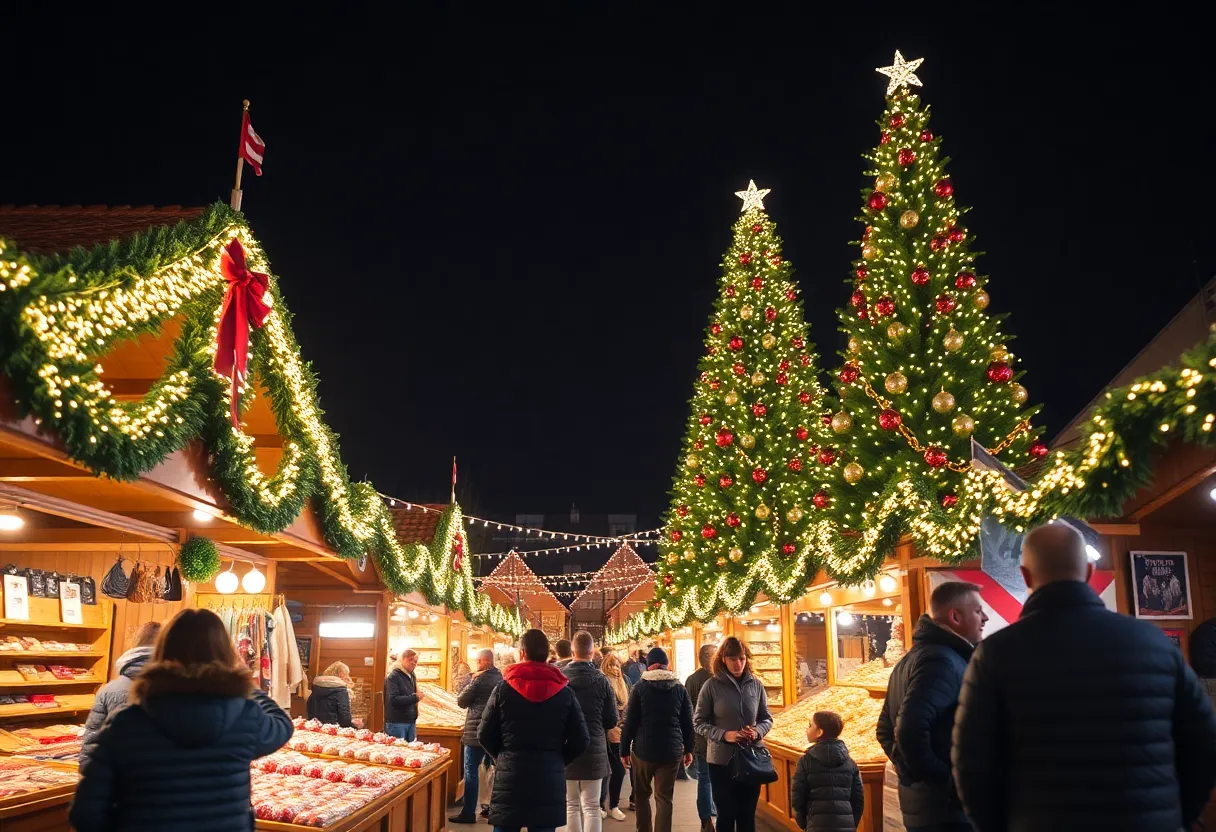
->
<box><xmin>214</xmin><ymin>239</ymin><xmax>271</xmax><ymax>428</ymax></box>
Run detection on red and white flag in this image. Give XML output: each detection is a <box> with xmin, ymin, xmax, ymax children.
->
<box><xmin>239</xmin><ymin>111</ymin><xmax>266</xmax><ymax>176</ymax></box>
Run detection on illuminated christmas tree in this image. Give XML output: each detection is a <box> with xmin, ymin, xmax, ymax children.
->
<box><xmin>652</xmin><ymin>182</ymin><xmax>834</xmax><ymax>621</ymax></box>
<box><xmin>829</xmin><ymin>52</ymin><xmax>1044</xmax><ymax>577</ymax></box>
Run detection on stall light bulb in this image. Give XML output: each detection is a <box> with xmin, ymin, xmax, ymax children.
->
<box><xmin>882</xmin><ymin>598</ymin><xmax>894</xmax><ymax>607</ymax></box>
<box><xmin>765</xmin><ymin>622</ymin><xmax>779</xmax><ymax>633</ymax></box>
<box><xmin>0</xmin><ymin>508</ymin><xmax>23</xmax><ymax>531</ymax></box>
<box><xmin>429</xmin><ymin>613</ymin><xmax>439</xmax><ymax>622</ymax></box>
<box><xmin>1085</xmin><ymin>544</ymin><xmax>1101</xmax><ymax>563</ymax></box>
<box><xmin>837</xmin><ymin>611</ymin><xmax>855</xmax><ymax>626</ymax></box>
<box><xmin>818</xmin><ymin>590</ymin><xmax>833</xmax><ymax>606</ymax></box>
<box><xmin>878</xmin><ymin>574</ymin><xmax>898</xmax><ymax>593</ymax></box>
<box><xmin>861</xmin><ymin>579</ymin><xmax>877</xmax><ymax>597</ymax></box>
<box><xmin>1209</xmin><ymin>486</ymin><xmax>1216</xmax><ymax>502</ymax></box>
<box><xmin>242</xmin><ymin>565</ymin><xmax>266</xmax><ymax>594</ymax></box>
<box><xmin>191</xmin><ymin>508</ymin><xmax>212</xmax><ymax>523</ymax></box>
<box><xmin>215</xmin><ymin>565</ymin><xmax>239</xmax><ymax>594</ymax></box>
<box><xmin>408</xmin><ymin>609</ymin><xmax>420</xmax><ymax>619</ymax></box>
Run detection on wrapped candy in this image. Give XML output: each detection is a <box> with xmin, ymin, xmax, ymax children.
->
<box><xmin>354</xmin><ymin>747</ymin><xmax>373</xmax><ymax>762</ymax></box>
<box><xmin>306</xmin><ymin>740</ymin><xmax>325</xmax><ymax>754</ymax></box>
<box><xmin>321</xmin><ymin>743</ymin><xmax>341</xmax><ymax>756</ymax></box>
<box><xmin>278</xmin><ymin>761</ymin><xmax>303</xmax><ymax>775</ymax></box>
<box><xmin>323</xmin><ymin>764</ymin><xmax>346</xmax><ymax>783</ymax></box>
<box><xmin>321</xmin><ymin>723</ymin><xmax>339</xmax><ymax>736</ymax></box>
<box><xmin>340</xmin><ymin>747</ymin><xmax>358</xmax><ymax>759</ymax></box>
<box><xmin>338</xmin><ymin>727</ymin><xmax>357</xmax><ymax>738</ymax></box>
<box><xmin>292</xmin><ymin>716</ymin><xmax>305</xmax><ymax>729</ymax></box>
<box><xmin>388</xmin><ymin>752</ymin><xmax>406</xmax><ymax>767</ymax></box>
<box><xmin>369</xmin><ymin>750</ymin><xmax>390</xmax><ymax>765</ymax></box>
<box><xmin>372</xmin><ymin>732</ymin><xmax>394</xmax><ymax>745</ymax></box>
<box><xmin>303</xmin><ymin>719</ymin><xmax>322</xmax><ymax>731</ymax></box>
<box><xmin>301</xmin><ymin>762</ymin><xmax>325</xmax><ymax>779</ymax></box>
<box><xmin>354</xmin><ymin>729</ymin><xmax>373</xmax><ymax>741</ymax></box>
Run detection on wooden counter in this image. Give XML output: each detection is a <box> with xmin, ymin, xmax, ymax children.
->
<box><xmin>417</xmin><ymin>724</ymin><xmax>463</xmax><ymax>804</ymax></box>
<box><xmin>759</xmin><ymin>740</ymin><xmax>886</xmax><ymax>832</ymax></box>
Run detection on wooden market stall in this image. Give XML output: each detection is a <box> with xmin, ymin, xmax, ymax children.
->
<box><xmin>481</xmin><ymin>551</ymin><xmax>569</xmax><ymax>642</ymax></box>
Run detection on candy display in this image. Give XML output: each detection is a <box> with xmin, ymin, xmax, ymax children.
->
<box><xmin>765</xmin><ymin>685</ymin><xmax>887</xmax><ymax>763</ymax></box>
<box><xmin>0</xmin><ymin>758</ymin><xmax>78</xmax><ymax>799</ymax></box>
<box><xmin>253</xmin><ymin>751</ymin><xmax>414</xmax><ymax>789</ymax></box>
<box><xmin>835</xmin><ymin>655</ymin><xmax>903</xmax><ymax>689</ymax></box>
<box><xmin>416</xmin><ymin>682</ymin><xmax>464</xmax><ymax>728</ymax></box>
<box><xmin>250</xmin><ymin>768</ymin><xmax>413</xmax><ymax>827</ymax></box>
<box><xmin>0</xmin><ymin>636</ymin><xmax>94</xmax><ymax>653</ymax></box>
<box><xmin>285</xmin><ymin>721</ymin><xmax>447</xmax><ymax>769</ymax></box>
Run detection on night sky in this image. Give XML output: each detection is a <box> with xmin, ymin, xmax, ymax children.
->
<box><xmin>9</xmin><ymin>8</ymin><xmax>1214</xmax><ymax>520</ymax></box>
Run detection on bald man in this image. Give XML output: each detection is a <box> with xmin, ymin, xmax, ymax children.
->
<box><xmin>451</xmin><ymin>649</ymin><xmax>502</xmax><ymax>824</ymax></box>
<box><xmin>952</xmin><ymin>523</ymin><xmax>1216</xmax><ymax>832</ymax></box>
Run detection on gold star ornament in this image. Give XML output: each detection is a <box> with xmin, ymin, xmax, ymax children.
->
<box><xmin>876</xmin><ymin>50</ymin><xmax>924</xmax><ymax>96</ymax></box>
<box><xmin>735</xmin><ymin>179</ymin><xmax>771</xmax><ymax>213</ymax></box>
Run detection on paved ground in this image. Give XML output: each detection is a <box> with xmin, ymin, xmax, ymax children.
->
<box><xmin>448</xmin><ymin>770</ymin><xmax>783</xmax><ymax>832</ymax></box>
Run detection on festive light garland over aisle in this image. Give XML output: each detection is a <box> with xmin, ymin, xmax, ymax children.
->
<box><xmin>0</xmin><ymin>210</ymin><xmax>524</xmax><ymax>635</ymax></box>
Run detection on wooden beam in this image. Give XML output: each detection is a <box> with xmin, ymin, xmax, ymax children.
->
<box><xmin>1129</xmin><ymin>459</ymin><xmax>1216</xmax><ymax>521</ymax></box>
<box><xmin>1090</xmin><ymin>523</ymin><xmax>1140</xmax><ymax>536</ymax></box>
<box><xmin>306</xmin><ymin>561</ymin><xmax>361</xmax><ymax>590</ymax></box>
<box><xmin>0</xmin><ymin>458</ymin><xmax>96</xmax><ymax>481</ymax></box>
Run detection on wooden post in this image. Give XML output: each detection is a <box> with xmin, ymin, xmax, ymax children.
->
<box><xmin>778</xmin><ymin>601</ymin><xmax>796</xmax><ymax>710</ymax></box>
<box><xmin>230</xmin><ymin>100</ymin><xmax>250</xmax><ymax>211</ymax></box>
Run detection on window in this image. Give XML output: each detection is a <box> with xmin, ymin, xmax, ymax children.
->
<box><xmin>319</xmin><ymin>621</ymin><xmax>375</xmax><ymax>639</ymax></box>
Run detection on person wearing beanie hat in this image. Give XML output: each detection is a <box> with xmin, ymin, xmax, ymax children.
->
<box><xmin>620</xmin><ymin>646</ymin><xmax>694</xmax><ymax>832</ymax></box>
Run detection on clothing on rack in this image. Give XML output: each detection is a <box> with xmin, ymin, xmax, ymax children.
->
<box><xmin>271</xmin><ymin>602</ymin><xmax>303</xmax><ymax>709</ymax></box>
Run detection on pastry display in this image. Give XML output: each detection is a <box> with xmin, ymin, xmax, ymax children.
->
<box><xmin>250</xmin><ymin>767</ymin><xmax>413</xmax><ymax>826</ymax></box>
<box><xmin>766</xmin><ymin>685</ymin><xmax>886</xmax><ymax>763</ymax></box>
<box><xmin>285</xmin><ymin>722</ymin><xmax>447</xmax><ymax>768</ymax></box>
<box><xmin>745</xmin><ymin>641</ymin><xmax>781</xmax><ymax>655</ymax></box>
<box><xmin>0</xmin><ymin>758</ymin><xmax>78</xmax><ymax>799</ymax></box>
<box><xmin>0</xmin><ymin>637</ymin><xmax>93</xmax><ymax>653</ymax></box>
<box><xmin>416</xmin><ymin>682</ymin><xmax>465</xmax><ymax>728</ymax></box>
<box><xmin>835</xmin><ymin>655</ymin><xmax>903</xmax><ymax>688</ymax></box>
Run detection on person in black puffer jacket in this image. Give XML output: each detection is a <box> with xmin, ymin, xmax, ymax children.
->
<box><xmin>877</xmin><ymin>581</ymin><xmax>987</xmax><ymax>832</ymax></box>
<box><xmin>307</xmin><ymin>662</ymin><xmax>355</xmax><ymax>727</ymax></box>
<box><xmin>684</xmin><ymin>644</ymin><xmax>717</xmax><ymax>832</ymax></box>
<box><xmin>384</xmin><ymin>651</ymin><xmax>421</xmax><ymax>741</ymax></box>
<box><xmin>621</xmin><ymin>647</ymin><xmax>694</xmax><ymax>832</ymax></box>
<box><xmin>70</xmin><ymin>608</ymin><xmax>293</xmax><ymax>832</ymax></box>
<box><xmin>563</xmin><ymin>632</ymin><xmax>620</xmax><ymax>832</ymax></box>
<box><xmin>953</xmin><ymin>523</ymin><xmax>1216</xmax><ymax>832</ymax></box>
<box><xmin>479</xmin><ymin>629</ymin><xmax>590</xmax><ymax>831</ymax></box>
<box><xmin>450</xmin><ymin>650</ymin><xmax>503</xmax><ymax>824</ymax></box>
<box><xmin>790</xmin><ymin>711</ymin><xmax>862</xmax><ymax>832</ymax></box>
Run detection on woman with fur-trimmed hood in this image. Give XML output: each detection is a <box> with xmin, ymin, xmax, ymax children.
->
<box><xmin>70</xmin><ymin>608</ymin><xmax>294</xmax><ymax>832</ymax></box>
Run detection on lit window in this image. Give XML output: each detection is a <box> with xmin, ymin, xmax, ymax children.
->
<box><xmin>319</xmin><ymin>621</ymin><xmax>375</xmax><ymax>639</ymax></box>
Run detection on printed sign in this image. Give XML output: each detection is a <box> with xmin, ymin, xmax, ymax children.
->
<box><xmin>1163</xmin><ymin>628</ymin><xmax>1186</xmax><ymax>650</ymax></box>
<box><xmin>59</xmin><ymin>581</ymin><xmax>83</xmax><ymax>625</ymax></box>
<box><xmin>1130</xmin><ymin>551</ymin><xmax>1192</xmax><ymax>619</ymax></box>
<box><xmin>3</xmin><ymin>573</ymin><xmax>30</xmax><ymax>620</ymax></box>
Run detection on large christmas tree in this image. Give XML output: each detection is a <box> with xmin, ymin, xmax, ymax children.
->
<box><xmin>648</xmin><ymin>182</ymin><xmax>834</xmax><ymax>627</ymax></box>
<box><xmin>828</xmin><ymin>52</ymin><xmax>1044</xmax><ymax>579</ymax></box>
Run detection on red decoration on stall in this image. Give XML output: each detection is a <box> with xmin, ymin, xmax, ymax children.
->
<box><xmin>765</xmin><ymin>306</ymin><xmax>777</xmax><ymax>321</ymax></box>
<box><xmin>875</xmin><ymin>296</ymin><xmax>895</xmax><ymax>317</ymax></box>
<box><xmin>751</xmin><ymin>277</ymin><xmax>764</xmax><ymax>290</ymax></box>
<box><xmin>214</xmin><ymin>239</ymin><xmax>272</xmax><ymax>428</ymax></box>
<box><xmin>788</xmin><ymin>457</ymin><xmax>803</xmax><ymax>473</ymax></box>
<box><xmin>701</xmin><ymin>525</ymin><xmax>717</xmax><ymax>540</ymax></box>
<box><xmin>733</xmin><ymin>362</ymin><xmax>746</xmax><ymax>376</ymax></box>
<box><xmin>796</xmin><ymin>426</ymin><xmax>809</xmax><ymax>441</ymax></box>
<box><xmin>452</xmin><ymin>532</ymin><xmax>465</xmax><ymax>573</ymax></box>
<box><xmin>898</xmin><ymin>148</ymin><xmax>917</xmax><ymax>166</ymax></box>
<box><xmin>792</xmin><ymin>336</ymin><xmax>805</xmax><ymax>349</ymax></box>
<box><xmin>752</xmin><ymin>223</ymin><xmax>763</xmax><ymax>233</ymax></box>
<box><xmin>948</xmin><ymin>226</ymin><xmax>966</xmax><ymax>244</ymax></box>
<box><xmin>931</xmin><ymin>235</ymin><xmax>948</xmax><ymax>251</ymax></box>
<box><xmin>919</xmin><ymin>129</ymin><xmax>934</xmax><ymax>142</ymax></box>
<box><xmin>936</xmin><ymin>294</ymin><xmax>957</xmax><ymax>315</ymax></box>
<box><xmin>710</xmin><ymin>323</ymin><xmax>722</xmax><ymax>335</ymax></box>
<box><xmin>694</xmin><ymin>474</ymin><xmax>706</xmax><ymax>487</ymax></box>
<box><xmin>855</xmin><ymin>266</ymin><xmax>869</xmax><ymax>281</ymax></box>
<box><xmin>728</xmin><ymin>336</ymin><xmax>744</xmax><ymax>352</ymax></box>
<box><xmin>670</xmin><ymin>529</ymin><xmax>683</xmax><ymax>542</ymax></box>
<box><xmin>799</xmin><ymin>391</ymin><xmax>812</xmax><ymax>405</ymax></box>
<box><xmin>782</xmin><ymin>543</ymin><xmax>797</xmax><ymax>555</ymax></box>
<box><xmin>739</xmin><ymin>253</ymin><xmax>751</xmax><ymax>264</ymax></box>
<box><xmin>785</xmin><ymin>288</ymin><xmax>798</xmax><ymax>301</ymax></box>
<box><xmin>725</xmin><ymin>285</ymin><xmax>736</xmax><ymax>298</ymax></box>
<box><xmin>1030</xmin><ymin>440</ymin><xmax>1050</xmax><ymax>459</ymax></box>
<box><xmin>889</xmin><ymin>113</ymin><xmax>905</xmax><ymax>128</ymax></box>
<box><xmin>941</xmin><ymin>493</ymin><xmax>959</xmax><ymax>509</ymax></box>
<box><xmin>699</xmin><ymin>414</ymin><xmax>712</xmax><ymax>426</ymax></box>
<box><xmin>850</xmin><ymin>289</ymin><xmax>866</xmax><ymax>308</ymax></box>
<box><xmin>676</xmin><ymin>505</ymin><xmax>689</xmax><ymax>517</ymax></box>
<box><xmin>775</xmin><ymin>372</ymin><xmax>788</xmax><ymax>386</ymax></box>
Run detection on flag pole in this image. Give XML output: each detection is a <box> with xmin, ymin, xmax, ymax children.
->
<box><xmin>230</xmin><ymin>99</ymin><xmax>250</xmax><ymax>211</ymax></box>
<box><xmin>451</xmin><ymin>456</ymin><xmax>457</xmax><ymax>504</ymax></box>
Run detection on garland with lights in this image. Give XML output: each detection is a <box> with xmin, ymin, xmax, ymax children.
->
<box><xmin>0</xmin><ymin>206</ymin><xmax>523</xmax><ymax>636</ymax></box>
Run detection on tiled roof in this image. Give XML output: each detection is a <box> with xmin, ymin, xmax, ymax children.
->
<box><xmin>0</xmin><ymin>205</ymin><xmax>206</xmax><ymax>255</ymax></box>
<box><xmin>389</xmin><ymin>503</ymin><xmax>447</xmax><ymax>545</ymax></box>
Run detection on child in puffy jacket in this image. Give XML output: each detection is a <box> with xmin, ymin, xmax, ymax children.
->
<box><xmin>790</xmin><ymin>711</ymin><xmax>864</xmax><ymax>831</ymax></box>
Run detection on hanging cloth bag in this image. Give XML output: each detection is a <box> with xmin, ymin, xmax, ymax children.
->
<box><xmin>101</xmin><ymin>557</ymin><xmax>130</xmax><ymax>599</ymax></box>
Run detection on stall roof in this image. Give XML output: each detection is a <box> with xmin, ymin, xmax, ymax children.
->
<box><xmin>389</xmin><ymin>503</ymin><xmax>446</xmax><ymax>544</ymax></box>
<box><xmin>0</xmin><ymin>205</ymin><xmax>207</xmax><ymax>254</ymax></box>
<box><xmin>481</xmin><ymin>551</ymin><xmax>568</xmax><ymax>612</ymax></box>
<box><xmin>569</xmin><ymin>542</ymin><xmax>655</xmax><ymax>608</ymax></box>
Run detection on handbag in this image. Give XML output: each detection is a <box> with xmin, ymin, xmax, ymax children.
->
<box><xmin>727</xmin><ymin>684</ymin><xmax>777</xmax><ymax>785</ymax></box>
<box><xmin>101</xmin><ymin>557</ymin><xmax>130</xmax><ymax>599</ymax></box>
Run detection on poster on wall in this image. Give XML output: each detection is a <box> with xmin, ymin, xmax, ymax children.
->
<box><xmin>3</xmin><ymin>573</ymin><xmax>30</xmax><ymax>620</ymax></box>
<box><xmin>296</xmin><ymin>635</ymin><xmax>313</xmax><ymax>673</ymax></box>
<box><xmin>1130</xmin><ymin>551</ymin><xmax>1192</xmax><ymax>619</ymax></box>
<box><xmin>1163</xmin><ymin>628</ymin><xmax>1186</xmax><ymax>650</ymax></box>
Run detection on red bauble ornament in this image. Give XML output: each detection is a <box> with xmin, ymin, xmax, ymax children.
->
<box><xmin>875</xmin><ymin>296</ymin><xmax>896</xmax><ymax>317</ymax></box>
<box><xmin>752</xmin><ymin>402</ymin><xmax>767</xmax><ymax>418</ymax></box>
<box><xmin>948</xmin><ymin>226</ymin><xmax>966</xmax><ymax>244</ymax></box>
<box><xmin>752</xmin><ymin>467</ymin><xmax>768</xmax><ymax>484</ymax></box>
<box><xmin>739</xmin><ymin>253</ymin><xmax>752</xmax><ymax>264</ymax></box>
<box><xmin>936</xmin><ymin>293</ymin><xmax>957</xmax><ymax>314</ymax></box>
<box><xmin>764</xmin><ymin>306</ymin><xmax>777</xmax><ymax>321</ymax></box>
<box><xmin>693</xmin><ymin>440</ymin><xmax>704</xmax><ymax>450</ymax></box>
<box><xmin>663</xmin><ymin>574</ymin><xmax>673</xmax><ymax>587</ymax></box>
<box><xmin>694</xmin><ymin>474</ymin><xmax>706</xmax><ymax>487</ymax></box>
<box><xmin>889</xmin><ymin>112</ymin><xmax>906</xmax><ymax>128</ymax></box>
<box><xmin>725</xmin><ymin>285</ymin><xmax>737</xmax><ymax>298</ymax></box>
<box><xmin>858</xmin><ymin>307</ymin><xmax>869</xmax><ymax>321</ymax></box>
<box><xmin>986</xmin><ymin>361</ymin><xmax>1014</xmax><ymax>383</ymax></box>
<box><xmin>728</xmin><ymin>336</ymin><xmax>744</xmax><ymax>351</ymax></box>
<box><xmin>733</xmin><ymin>362</ymin><xmax>746</xmax><ymax>376</ymax></box>
<box><xmin>924</xmin><ymin>446</ymin><xmax>949</xmax><ymax>468</ymax></box>
<box><xmin>796</xmin><ymin>426</ymin><xmax>809</xmax><ymax>441</ymax></box>
<box><xmin>941</xmin><ymin>493</ymin><xmax>959</xmax><ymax>509</ymax></box>
<box><xmin>813</xmin><ymin>491</ymin><xmax>830</xmax><ymax>509</ymax></box>
<box><xmin>452</xmin><ymin>533</ymin><xmax>465</xmax><ymax>572</ymax></box>
<box><xmin>751</xmin><ymin>277</ymin><xmax>764</xmax><ymax>290</ymax></box>
<box><xmin>818</xmin><ymin>448</ymin><xmax>837</xmax><ymax>466</ymax></box>
<box><xmin>709</xmin><ymin>379</ymin><xmax>721</xmax><ymax>390</ymax></box>
<box><xmin>719</xmin><ymin>474</ymin><xmax>733</xmax><ymax>489</ymax></box>
<box><xmin>911</xmin><ymin>266</ymin><xmax>931</xmax><ymax>286</ymax></box>
<box><xmin>919</xmin><ymin>129</ymin><xmax>934</xmax><ymax>142</ymax></box>
<box><xmin>699</xmin><ymin>414</ymin><xmax>712</xmax><ymax>426</ymax></box>
<box><xmin>1030</xmin><ymin>440</ymin><xmax>1050</xmax><ymax>459</ymax></box>
<box><xmin>800</xmin><ymin>354</ymin><xmax>811</xmax><ymax>366</ymax></box>
<box><xmin>855</xmin><ymin>266</ymin><xmax>869</xmax><ymax>281</ymax></box>
<box><xmin>955</xmin><ymin>272</ymin><xmax>977</xmax><ymax>289</ymax></box>
<box><xmin>799</xmin><ymin>391</ymin><xmax>812</xmax><ymax>405</ymax></box>
<box><xmin>670</xmin><ymin>529</ymin><xmax>682</xmax><ymax>542</ymax></box>
<box><xmin>792</xmin><ymin>336</ymin><xmax>805</xmax><ymax>349</ymax></box>
<box><xmin>710</xmin><ymin>323</ymin><xmax>722</xmax><ymax>335</ymax></box>
<box><xmin>701</xmin><ymin>524</ymin><xmax>717</xmax><ymax>539</ymax></box>
<box><xmin>931</xmin><ymin>235</ymin><xmax>948</xmax><ymax>251</ymax></box>
<box><xmin>725</xmin><ymin>513</ymin><xmax>741</xmax><ymax>528</ymax></box>
<box><xmin>700</xmin><ymin>371</ymin><xmax>710</xmax><ymax>383</ymax></box>
<box><xmin>868</xmin><ymin>191</ymin><xmax>889</xmax><ymax>211</ymax></box>
<box><xmin>785</xmin><ymin>288</ymin><xmax>798</xmax><ymax>301</ymax></box>
<box><xmin>778</xmin><ymin>359</ymin><xmax>791</xmax><ymax>371</ymax></box>
<box><xmin>775</xmin><ymin>372</ymin><xmax>788</xmax><ymax>385</ymax></box>
<box><xmin>707</xmin><ymin>346</ymin><xmax>717</xmax><ymax>355</ymax></box>
<box><xmin>770</xmin><ymin>255</ymin><xmax>782</xmax><ymax>266</ymax></box>
<box><xmin>782</xmin><ymin>542</ymin><xmax>797</xmax><ymax>555</ymax></box>
<box><xmin>879</xmin><ymin>130</ymin><xmax>891</xmax><ymax>144</ymax></box>
<box><xmin>676</xmin><ymin>505</ymin><xmax>689</xmax><ymax>517</ymax></box>
<box><xmin>934</xmin><ymin>178</ymin><xmax>954</xmax><ymax>197</ymax></box>
<box><xmin>715</xmin><ymin>429</ymin><xmax>734</xmax><ymax>447</ymax></box>
<box><xmin>839</xmin><ymin>364</ymin><xmax>860</xmax><ymax>384</ymax></box>
<box><xmin>898</xmin><ymin>148</ymin><xmax>917</xmax><ymax>166</ymax></box>
<box><xmin>788</xmin><ymin>457</ymin><xmax>803</xmax><ymax>472</ymax></box>
<box><xmin>879</xmin><ymin>408</ymin><xmax>902</xmax><ymax>430</ymax></box>
<box><xmin>863</xmin><ymin>226</ymin><xmax>874</xmax><ymax>241</ymax></box>
<box><xmin>751</xmin><ymin>223</ymin><xmax>763</xmax><ymax>233</ymax></box>
<box><xmin>821</xmin><ymin>413</ymin><xmax>833</xmax><ymax>426</ymax></box>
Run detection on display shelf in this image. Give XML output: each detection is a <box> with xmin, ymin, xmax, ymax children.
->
<box><xmin>0</xmin><ymin>618</ymin><xmax>108</xmax><ymax>630</ymax></box>
<box><xmin>0</xmin><ymin>651</ymin><xmax>104</xmax><ymax>659</ymax></box>
<box><xmin>0</xmin><ymin>694</ymin><xmax>95</xmax><ymax>720</ymax></box>
<box><xmin>0</xmin><ymin>677</ymin><xmax>103</xmax><ymax>689</ymax></box>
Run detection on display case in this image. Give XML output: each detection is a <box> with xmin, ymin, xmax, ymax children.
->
<box><xmin>387</xmin><ymin>603</ymin><xmax>449</xmax><ymax>690</ymax></box>
<box><xmin>735</xmin><ymin>602</ymin><xmax>785</xmax><ymax>708</ymax></box>
<box><xmin>831</xmin><ymin>605</ymin><xmax>905</xmax><ymax>691</ymax></box>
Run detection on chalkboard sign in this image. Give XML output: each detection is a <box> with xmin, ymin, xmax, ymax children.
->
<box><xmin>1130</xmin><ymin>551</ymin><xmax>1192</xmax><ymax>620</ymax></box>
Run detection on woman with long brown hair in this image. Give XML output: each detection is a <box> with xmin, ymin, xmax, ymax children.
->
<box><xmin>71</xmin><ymin>608</ymin><xmax>294</xmax><ymax>832</ymax></box>
<box><xmin>600</xmin><ymin>652</ymin><xmax>630</xmax><ymax>820</ymax></box>
<box><xmin>693</xmin><ymin>637</ymin><xmax>773</xmax><ymax>832</ymax></box>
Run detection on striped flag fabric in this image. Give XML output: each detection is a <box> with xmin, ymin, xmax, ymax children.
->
<box><xmin>239</xmin><ymin>111</ymin><xmax>266</xmax><ymax>176</ymax></box>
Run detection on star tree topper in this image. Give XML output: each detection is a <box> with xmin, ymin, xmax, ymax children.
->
<box><xmin>735</xmin><ymin>179</ymin><xmax>771</xmax><ymax>213</ymax></box>
<box><xmin>876</xmin><ymin>50</ymin><xmax>924</xmax><ymax>96</ymax></box>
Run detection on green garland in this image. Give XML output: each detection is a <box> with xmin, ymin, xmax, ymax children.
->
<box><xmin>177</xmin><ymin>535</ymin><xmax>222</xmax><ymax>583</ymax></box>
<box><xmin>0</xmin><ymin>206</ymin><xmax>523</xmax><ymax>636</ymax></box>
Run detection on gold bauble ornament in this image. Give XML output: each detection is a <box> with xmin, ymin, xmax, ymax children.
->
<box><xmin>724</xmin><ymin>390</ymin><xmax>739</xmax><ymax>406</ymax></box>
<box><xmin>847</xmin><ymin>335</ymin><xmax>860</xmax><ymax>353</ymax></box>
<box><xmin>952</xmin><ymin>414</ymin><xmax>975</xmax><ymax>437</ymax></box>
<box><xmin>861</xmin><ymin>244</ymin><xmax>880</xmax><ymax>261</ymax></box>
<box><xmin>843</xmin><ymin>461</ymin><xmax>864</xmax><ymax>484</ymax></box>
<box><xmin>717</xmin><ymin>557</ymin><xmax>728</xmax><ymax>567</ymax></box>
<box><xmin>666</xmin><ymin>553</ymin><xmax>679</xmax><ymax>565</ymax></box>
<box><xmin>1011</xmin><ymin>383</ymin><xmax>1029</xmax><ymax>405</ymax></box>
<box><xmin>943</xmin><ymin>329</ymin><xmax>964</xmax><ymax>352</ymax></box>
<box><xmin>670</xmin><ymin>586</ymin><xmax>679</xmax><ymax>595</ymax></box>
<box><xmin>884</xmin><ymin>371</ymin><xmax>908</xmax><ymax>395</ymax></box>
<box><xmin>751</xmin><ymin>371</ymin><xmax>767</xmax><ymax>386</ymax></box>
<box><xmin>899</xmin><ymin>209</ymin><xmax>920</xmax><ymax>229</ymax></box>
<box><xmin>682</xmin><ymin>549</ymin><xmax>696</xmax><ymax>561</ymax></box>
<box><xmin>875</xmin><ymin>172</ymin><xmax>897</xmax><ymax>192</ymax></box>
<box><xmin>932</xmin><ymin>390</ymin><xmax>956</xmax><ymax>413</ymax></box>
<box><xmin>740</xmin><ymin>434</ymin><xmax>755</xmax><ymax>449</ymax></box>
<box><xmin>831</xmin><ymin>410</ymin><xmax>853</xmax><ymax>434</ymax></box>
<box><xmin>761</xmin><ymin>333</ymin><xmax>777</xmax><ymax>349</ymax></box>
<box><xmin>886</xmin><ymin>321</ymin><xmax>907</xmax><ymax>341</ymax></box>
<box><xmin>686</xmin><ymin>454</ymin><xmax>700</xmax><ymax>469</ymax></box>
<box><xmin>990</xmin><ymin>345</ymin><xmax>1010</xmax><ymax>362</ymax></box>
<box><xmin>739</xmin><ymin>304</ymin><xmax>754</xmax><ymax>320</ymax></box>
<box><xmin>755</xmin><ymin>503</ymin><xmax>771</xmax><ymax>520</ymax></box>
<box><xmin>787</xmin><ymin>505</ymin><xmax>804</xmax><ymax>524</ymax></box>
<box><xmin>973</xmin><ymin>289</ymin><xmax>991</xmax><ymax>310</ymax></box>
<box><xmin>729</xmin><ymin>547</ymin><xmax>744</xmax><ymax>563</ymax></box>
